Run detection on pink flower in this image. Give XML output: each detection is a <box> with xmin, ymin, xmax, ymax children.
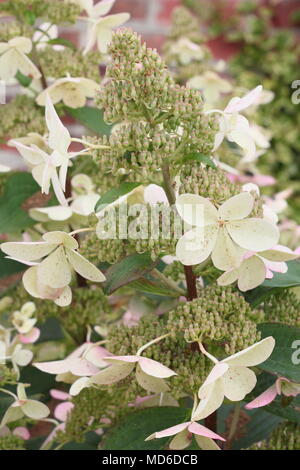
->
<box><xmin>227</xmin><ymin>173</ymin><xmax>276</xmax><ymax>187</ymax></box>
<box><xmin>50</xmin><ymin>389</ymin><xmax>74</xmax><ymax>422</ymax></box>
<box><xmin>245</xmin><ymin>377</ymin><xmax>300</xmax><ymax>410</ymax></box>
<box><xmin>19</xmin><ymin>327</ymin><xmax>40</xmax><ymax>344</ymax></box>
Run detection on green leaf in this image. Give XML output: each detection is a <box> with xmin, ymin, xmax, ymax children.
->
<box><xmin>129</xmin><ymin>278</ymin><xmax>180</xmax><ymax>297</ymax></box>
<box><xmin>262</xmin><ymin>260</ymin><xmax>300</xmax><ymax>288</ymax></box>
<box><xmin>232</xmin><ymin>408</ymin><xmax>283</xmax><ymax>449</ymax></box>
<box><xmin>47</xmin><ymin>38</ymin><xmax>76</xmax><ymax>51</ymax></box>
<box><xmin>103</xmin><ymin>407</ymin><xmax>190</xmax><ymax>450</ymax></box>
<box><xmin>24</xmin><ymin>10</ymin><xmax>36</xmax><ymax>25</ymax></box>
<box><xmin>65</xmin><ymin>106</ymin><xmax>112</xmax><ymax>136</ymax></box>
<box><xmin>103</xmin><ymin>253</ymin><xmax>158</xmax><ymax>295</ymax></box>
<box><xmin>0</xmin><ymin>172</ymin><xmax>40</xmax><ymax>234</ymax></box>
<box><xmin>182</xmin><ymin>152</ymin><xmax>217</xmax><ymax>169</ymax></box>
<box><xmin>0</xmin><ymin>251</ymin><xmax>25</xmax><ymax>279</ymax></box>
<box><xmin>258</xmin><ymin>323</ymin><xmax>300</xmax><ymax>381</ymax></box>
<box><xmin>94</xmin><ymin>182</ymin><xmax>142</xmax><ymax>212</ymax></box>
<box><xmin>15</xmin><ymin>70</ymin><xmax>32</xmax><ymax>88</ymax></box>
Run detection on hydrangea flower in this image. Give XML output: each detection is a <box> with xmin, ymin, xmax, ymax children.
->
<box><xmin>11</xmin><ymin>301</ymin><xmax>40</xmax><ymax>344</ymax></box>
<box><xmin>33</xmin><ymin>22</ymin><xmax>63</xmax><ymax>51</ymax></box>
<box><xmin>146</xmin><ymin>401</ymin><xmax>225</xmax><ymax>450</ymax></box>
<box><xmin>175</xmin><ymin>192</ymin><xmax>279</xmax><ymax>269</ymax></box>
<box><xmin>217</xmin><ymin>245</ymin><xmax>299</xmax><ymax>291</ymax></box>
<box><xmin>1</xmin><ymin>231</ymin><xmax>106</xmax><ymax>306</ymax></box>
<box><xmin>10</xmin><ymin>95</ymin><xmax>87</xmax><ymax>206</ymax></box>
<box><xmin>245</xmin><ymin>377</ymin><xmax>300</xmax><ymax>410</ymax></box>
<box><xmin>207</xmin><ymin>85</ymin><xmax>263</xmax><ymax>161</ymax></box>
<box><xmin>34</xmin><ymin>341</ymin><xmax>111</xmax><ymax>377</ymax></box>
<box><xmin>192</xmin><ymin>337</ymin><xmax>275</xmax><ymax>421</ymax></box>
<box><xmin>36</xmin><ymin>75</ymin><xmax>100</xmax><ymax>108</ymax></box>
<box><xmin>0</xmin><ymin>340</ymin><xmax>33</xmax><ymax>379</ymax></box>
<box><xmin>169</xmin><ymin>38</ymin><xmax>205</xmax><ymax>65</ymax></box>
<box><xmin>187</xmin><ymin>71</ymin><xmax>232</xmax><ymax>108</ymax></box>
<box><xmin>1</xmin><ymin>384</ymin><xmax>49</xmax><ymax>426</ymax></box>
<box><xmin>80</xmin><ymin>0</ymin><xmax>130</xmax><ymax>54</ymax></box>
<box><xmin>0</xmin><ymin>37</ymin><xmax>41</xmax><ymax>81</ymax></box>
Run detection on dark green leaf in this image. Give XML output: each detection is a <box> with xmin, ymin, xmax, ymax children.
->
<box><xmin>94</xmin><ymin>182</ymin><xmax>142</xmax><ymax>212</ymax></box>
<box><xmin>47</xmin><ymin>38</ymin><xmax>76</xmax><ymax>51</ymax></box>
<box><xmin>182</xmin><ymin>152</ymin><xmax>217</xmax><ymax>169</ymax></box>
<box><xmin>103</xmin><ymin>253</ymin><xmax>158</xmax><ymax>294</ymax></box>
<box><xmin>0</xmin><ymin>251</ymin><xmax>24</xmax><ymax>279</ymax></box>
<box><xmin>262</xmin><ymin>260</ymin><xmax>300</xmax><ymax>288</ymax></box>
<box><xmin>258</xmin><ymin>323</ymin><xmax>300</xmax><ymax>381</ymax></box>
<box><xmin>65</xmin><ymin>106</ymin><xmax>112</xmax><ymax>136</ymax></box>
<box><xmin>0</xmin><ymin>172</ymin><xmax>40</xmax><ymax>233</ymax></box>
<box><xmin>103</xmin><ymin>407</ymin><xmax>190</xmax><ymax>450</ymax></box>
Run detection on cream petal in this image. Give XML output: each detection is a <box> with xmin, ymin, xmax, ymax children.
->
<box><xmin>34</xmin><ymin>359</ymin><xmax>71</xmax><ymax>374</ymax></box>
<box><xmin>63</xmin><ymin>89</ymin><xmax>87</xmax><ymax>108</ymax></box>
<box><xmin>224</xmin><ymin>86</ymin><xmax>262</xmax><ymax>113</ymax></box>
<box><xmin>69</xmin><ymin>377</ymin><xmax>91</xmax><ymax>396</ymax></box>
<box><xmin>66</xmin><ymin>249</ymin><xmax>106</xmax><ymax>282</ymax></box>
<box><xmin>22</xmin><ymin>267</ymin><xmax>41</xmax><ymax>298</ymax></box>
<box><xmin>0</xmin><ymin>49</ymin><xmax>18</xmax><ymax>81</ymax></box>
<box><xmin>91</xmin><ymin>363</ymin><xmax>135</xmax><ymax>385</ymax></box>
<box><xmin>193</xmin><ymin>380</ymin><xmax>224</xmax><ymax>421</ymax></box>
<box><xmin>138</xmin><ymin>357</ymin><xmax>176</xmax><ymax>378</ymax></box>
<box><xmin>9</xmin><ymin>37</ymin><xmax>32</xmax><ymax>54</ymax></box>
<box><xmin>218</xmin><ymin>192</ymin><xmax>254</xmax><ymax>221</ymax></box>
<box><xmin>194</xmin><ymin>435</ymin><xmax>221</xmax><ymax>450</ymax></box>
<box><xmin>227</xmin><ymin>218</ymin><xmax>279</xmax><ymax>252</ymax></box>
<box><xmin>42</xmin><ymin>231</ymin><xmax>78</xmax><ymax>249</ymax></box>
<box><xmin>176</xmin><ymin>194</ymin><xmax>218</xmax><ymax>227</ymax></box>
<box><xmin>21</xmin><ymin>400</ymin><xmax>50</xmax><ymax>420</ymax></box>
<box><xmin>136</xmin><ymin>365</ymin><xmax>170</xmax><ymax>393</ymax></box>
<box><xmin>37</xmin><ymin>246</ymin><xmax>72</xmax><ymax>289</ymax></box>
<box><xmin>169</xmin><ymin>429</ymin><xmax>191</xmax><ymax>450</ymax></box>
<box><xmin>211</xmin><ymin>227</ymin><xmax>244</xmax><ymax>271</ymax></box>
<box><xmin>17</xmin><ymin>52</ymin><xmax>41</xmax><ymax>80</ymax></box>
<box><xmin>45</xmin><ymin>94</ymin><xmax>71</xmax><ymax>154</ymax></box>
<box><xmin>223</xmin><ymin>337</ymin><xmax>275</xmax><ymax>367</ymax></box>
<box><xmin>96</xmin><ymin>26</ymin><xmax>113</xmax><ymax>53</ymax></box>
<box><xmin>222</xmin><ymin>366</ymin><xmax>257</xmax><ymax>401</ymax></box>
<box><xmin>1</xmin><ymin>241</ymin><xmax>56</xmax><ymax>262</ymax></box>
<box><xmin>92</xmin><ymin>0</ymin><xmax>115</xmax><ymax>17</ymax></box>
<box><xmin>260</xmin><ymin>247</ymin><xmax>299</xmax><ymax>262</ymax></box>
<box><xmin>237</xmin><ymin>256</ymin><xmax>266</xmax><ymax>292</ymax></box>
<box><xmin>176</xmin><ymin>225</ymin><xmax>218</xmax><ymax>266</ymax></box>
<box><xmin>98</xmin><ymin>13</ymin><xmax>130</xmax><ymax>29</ymax></box>
<box><xmin>69</xmin><ymin>358</ymin><xmax>100</xmax><ymax>376</ymax></box>
<box><xmin>217</xmin><ymin>268</ymin><xmax>239</xmax><ymax>287</ymax></box>
<box><xmin>54</xmin><ymin>286</ymin><xmax>72</xmax><ymax>307</ymax></box>
<box><xmin>1</xmin><ymin>405</ymin><xmax>24</xmax><ymax>427</ymax></box>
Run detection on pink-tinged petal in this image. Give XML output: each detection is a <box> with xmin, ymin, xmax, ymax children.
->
<box><xmin>103</xmin><ymin>355</ymin><xmax>139</xmax><ymax>365</ymax></box>
<box><xmin>50</xmin><ymin>389</ymin><xmax>70</xmax><ymax>401</ymax></box>
<box><xmin>188</xmin><ymin>422</ymin><xmax>225</xmax><ymax>441</ymax></box>
<box><xmin>146</xmin><ymin>422</ymin><xmax>190</xmax><ymax>440</ymax></box>
<box><xmin>138</xmin><ymin>357</ymin><xmax>176</xmax><ymax>378</ymax></box>
<box><xmin>245</xmin><ymin>384</ymin><xmax>277</xmax><ymax>409</ymax></box>
<box><xmin>266</xmin><ymin>269</ymin><xmax>273</xmax><ymax>279</ymax></box>
<box><xmin>33</xmin><ymin>359</ymin><xmax>71</xmax><ymax>374</ymax></box>
<box><xmin>224</xmin><ymin>86</ymin><xmax>262</xmax><ymax>113</ymax></box>
<box><xmin>264</xmin><ymin>260</ymin><xmax>287</xmax><ymax>274</ymax></box>
<box><xmin>54</xmin><ymin>402</ymin><xmax>74</xmax><ymax>422</ymax></box>
<box><xmin>68</xmin><ymin>342</ymin><xmax>89</xmax><ymax>360</ymax></box>
<box><xmin>19</xmin><ymin>327</ymin><xmax>40</xmax><ymax>344</ymax></box>
<box><xmin>70</xmin><ymin>358</ymin><xmax>100</xmax><ymax>377</ymax></box>
<box><xmin>84</xmin><ymin>346</ymin><xmax>112</xmax><ymax>368</ymax></box>
<box><xmin>13</xmin><ymin>426</ymin><xmax>30</xmax><ymax>440</ymax></box>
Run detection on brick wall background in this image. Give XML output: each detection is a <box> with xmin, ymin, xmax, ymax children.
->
<box><xmin>0</xmin><ymin>0</ymin><xmax>299</xmax><ymax>169</ymax></box>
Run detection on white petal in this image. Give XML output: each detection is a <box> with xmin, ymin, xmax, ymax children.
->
<box><xmin>92</xmin><ymin>363</ymin><xmax>135</xmax><ymax>385</ymax></box>
<box><xmin>22</xmin><ymin>400</ymin><xmax>50</xmax><ymax>420</ymax></box>
<box><xmin>37</xmin><ymin>246</ymin><xmax>72</xmax><ymax>288</ymax></box>
<box><xmin>223</xmin><ymin>336</ymin><xmax>275</xmax><ymax>367</ymax></box>
<box><xmin>92</xmin><ymin>0</ymin><xmax>115</xmax><ymax>17</ymax></box>
<box><xmin>176</xmin><ymin>194</ymin><xmax>218</xmax><ymax>227</ymax></box>
<box><xmin>1</xmin><ymin>406</ymin><xmax>24</xmax><ymax>427</ymax></box>
<box><xmin>1</xmin><ymin>241</ymin><xmax>56</xmax><ymax>262</ymax></box>
<box><xmin>69</xmin><ymin>377</ymin><xmax>92</xmax><ymax>396</ymax></box>
<box><xmin>138</xmin><ymin>357</ymin><xmax>176</xmax><ymax>378</ymax></box>
<box><xmin>217</xmin><ymin>269</ymin><xmax>239</xmax><ymax>286</ymax></box>
<box><xmin>227</xmin><ymin>218</ymin><xmax>279</xmax><ymax>252</ymax></box>
<box><xmin>96</xmin><ymin>26</ymin><xmax>113</xmax><ymax>53</ymax></box>
<box><xmin>222</xmin><ymin>366</ymin><xmax>257</xmax><ymax>401</ymax></box>
<box><xmin>54</xmin><ymin>286</ymin><xmax>72</xmax><ymax>307</ymax></box>
<box><xmin>211</xmin><ymin>227</ymin><xmax>244</xmax><ymax>271</ymax></box>
<box><xmin>45</xmin><ymin>94</ymin><xmax>71</xmax><ymax>154</ymax></box>
<box><xmin>218</xmin><ymin>192</ymin><xmax>254</xmax><ymax>221</ymax></box>
<box><xmin>98</xmin><ymin>13</ymin><xmax>130</xmax><ymax>29</ymax></box>
<box><xmin>224</xmin><ymin>86</ymin><xmax>263</xmax><ymax>113</ymax></box>
<box><xmin>193</xmin><ymin>380</ymin><xmax>224</xmax><ymax>421</ymax></box>
<box><xmin>42</xmin><ymin>231</ymin><xmax>78</xmax><ymax>249</ymax></box>
<box><xmin>176</xmin><ymin>225</ymin><xmax>218</xmax><ymax>266</ymax></box>
<box><xmin>66</xmin><ymin>249</ymin><xmax>106</xmax><ymax>282</ymax></box>
<box><xmin>237</xmin><ymin>256</ymin><xmax>266</xmax><ymax>292</ymax></box>
<box><xmin>260</xmin><ymin>247</ymin><xmax>299</xmax><ymax>262</ymax></box>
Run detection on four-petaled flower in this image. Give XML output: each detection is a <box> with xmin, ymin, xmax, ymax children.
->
<box><xmin>193</xmin><ymin>337</ymin><xmax>275</xmax><ymax>421</ymax></box>
<box><xmin>1</xmin><ymin>231</ymin><xmax>106</xmax><ymax>306</ymax></box>
<box><xmin>175</xmin><ymin>192</ymin><xmax>279</xmax><ymax>270</ymax></box>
